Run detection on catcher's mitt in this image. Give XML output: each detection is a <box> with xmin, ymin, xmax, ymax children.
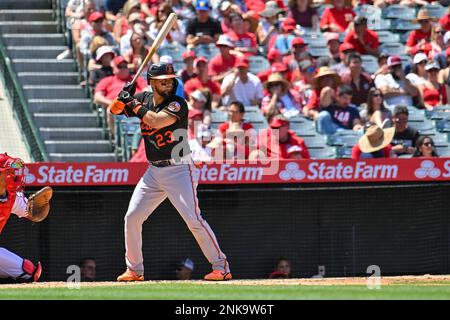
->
<box><xmin>27</xmin><ymin>186</ymin><xmax>53</xmax><ymax>223</ymax></box>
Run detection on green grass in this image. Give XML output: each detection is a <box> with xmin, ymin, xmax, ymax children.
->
<box><xmin>1</xmin><ymin>283</ymin><xmax>450</xmax><ymax>300</ymax></box>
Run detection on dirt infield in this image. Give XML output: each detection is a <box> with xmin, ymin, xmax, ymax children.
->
<box><xmin>1</xmin><ymin>275</ymin><xmax>450</xmax><ymax>289</ymax></box>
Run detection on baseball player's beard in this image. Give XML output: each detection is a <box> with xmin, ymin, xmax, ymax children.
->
<box><xmin>154</xmin><ymin>86</ymin><xmax>172</xmax><ymax>99</ymax></box>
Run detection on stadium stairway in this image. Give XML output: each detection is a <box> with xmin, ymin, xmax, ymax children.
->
<box><xmin>0</xmin><ymin>0</ymin><xmax>115</xmax><ymax>162</ymax></box>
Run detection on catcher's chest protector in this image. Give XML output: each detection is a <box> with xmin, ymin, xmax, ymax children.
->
<box><xmin>0</xmin><ymin>192</ymin><xmax>16</xmax><ymax>234</ymax></box>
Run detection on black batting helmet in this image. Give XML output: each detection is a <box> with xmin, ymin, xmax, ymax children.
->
<box><xmin>147</xmin><ymin>62</ymin><xmax>177</xmax><ymax>81</ymax></box>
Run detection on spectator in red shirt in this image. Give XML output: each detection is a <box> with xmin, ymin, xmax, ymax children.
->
<box><xmin>351</xmin><ymin>122</ymin><xmax>394</xmax><ymax>159</ymax></box>
<box><xmin>292</xmin><ymin>60</ymin><xmax>316</xmax><ymax>108</ymax></box>
<box><xmin>406</xmin><ymin>9</ymin><xmax>437</xmax><ymax>55</ymax></box>
<box><xmin>184</xmin><ymin>56</ymin><xmax>221</xmax><ymax>109</ymax></box>
<box><xmin>217</xmin><ymin>101</ymin><xmax>254</xmax><ymax>137</ymax></box>
<box><xmin>140</xmin><ymin>0</ymin><xmax>163</xmax><ymax>18</ymax></box>
<box><xmin>422</xmin><ymin>61</ymin><xmax>449</xmax><ymax>110</ymax></box>
<box><xmin>208</xmin><ymin>35</ymin><xmax>237</xmax><ymax>83</ymax></box>
<box><xmin>261</xmin><ymin>73</ymin><xmax>302</xmax><ymax>119</ymax></box>
<box><xmin>331</xmin><ymin>42</ymin><xmax>356</xmax><ymax>77</ymax></box>
<box><xmin>257</xmin><ymin>61</ymin><xmax>289</xmax><ymax>83</ymax></box>
<box><xmin>268</xmin><ymin>258</ymin><xmax>292</xmax><ymax>279</ymax></box>
<box><xmin>288</xmin><ymin>0</ymin><xmax>319</xmax><ymax>30</ymax></box>
<box><xmin>439</xmin><ymin>7</ymin><xmax>450</xmax><ymax>32</ymax></box>
<box><xmin>243</xmin><ymin>11</ymin><xmax>260</xmax><ymax>38</ymax></box>
<box><xmin>341</xmin><ymin>53</ymin><xmax>374</xmax><ymax>106</ymax></box>
<box><xmin>94</xmin><ymin>55</ymin><xmax>147</xmax><ymax>135</ymax></box>
<box><xmin>268</xmin><ymin>48</ymin><xmax>283</xmax><ymax>64</ymax></box>
<box><xmin>226</xmin><ymin>13</ymin><xmax>258</xmax><ymax>56</ymax></box>
<box><xmin>177</xmin><ymin>50</ymin><xmax>197</xmax><ymax>84</ymax></box>
<box><xmin>303</xmin><ymin>66</ymin><xmax>341</xmax><ymax>119</ymax></box>
<box><xmin>283</xmin><ymin>37</ymin><xmax>309</xmax><ymax>72</ymax></box>
<box><xmin>218</xmin><ymin>1</ymin><xmax>236</xmax><ymax>34</ymax></box>
<box><xmin>208</xmin><ymin>102</ymin><xmax>255</xmax><ymax>160</ymax></box>
<box><xmin>344</xmin><ymin>16</ymin><xmax>379</xmax><ymax>57</ymax></box>
<box><xmin>320</xmin><ymin>0</ymin><xmax>355</xmax><ymax>33</ymax></box>
<box><xmin>317</xmin><ymin>32</ymin><xmax>341</xmax><ymax>67</ymax></box>
<box><xmin>257</xmin><ymin>114</ymin><xmax>310</xmax><ymax>159</ymax></box>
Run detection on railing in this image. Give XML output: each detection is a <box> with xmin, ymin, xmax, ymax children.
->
<box><xmin>0</xmin><ymin>38</ymin><xmax>48</xmax><ymax>162</ymax></box>
<box><xmin>52</xmin><ymin>0</ymin><xmax>66</xmax><ymax>34</ymax></box>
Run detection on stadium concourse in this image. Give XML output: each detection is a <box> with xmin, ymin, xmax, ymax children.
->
<box><xmin>0</xmin><ymin>0</ymin><xmax>449</xmax><ymax>162</ymax></box>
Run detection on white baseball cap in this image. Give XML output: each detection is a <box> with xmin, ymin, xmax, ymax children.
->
<box><xmin>287</xmin><ymin>145</ymin><xmax>303</xmax><ymax>154</ymax></box>
<box><xmin>95</xmin><ymin>46</ymin><xmax>115</xmax><ymax>62</ymax></box>
<box><xmin>191</xmin><ymin>89</ymin><xmax>207</xmax><ymax>102</ymax></box>
<box><xmin>216</xmin><ymin>35</ymin><xmax>235</xmax><ymax>48</ymax></box>
<box><xmin>425</xmin><ymin>60</ymin><xmax>440</xmax><ymax>71</ymax></box>
<box><xmin>220</xmin><ymin>0</ymin><xmax>231</xmax><ymax>11</ymax></box>
<box><xmin>413</xmin><ymin>52</ymin><xmax>428</xmax><ymax>65</ymax></box>
<box><xmin>160</xmin><ymin>55</ymin><xmax>173</xmax><ymax>64</ymax></box>
<box><xmin>444</xmin><ymin>30</ymin><xmax>450</xmax><ymax>44</ymax></box>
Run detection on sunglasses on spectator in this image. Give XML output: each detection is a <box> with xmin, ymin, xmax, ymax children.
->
<box><xmin>394</xmin><ymin>119</ymin><xmax>408</xmax><ymax>123</ymax></box>
<box><xmin>423</xmin><ymin>142</ymin><xmax>433</xmax><ymax>147</ymax></box>
<box><xmin>372</xmin><ymin>93</ymin><xmax>382</xmax><ymax>97</ymax></box>
<box><xmin>268</xmin><ymin>82</ymin><xmax>283</xmax><ymax>87</ymax></box>
<box><xmin>93</xmin><ymin>19</ymin><xmax>104</xmax><ymax>23</ymax></box>
<box><xmin>303</xmin><ymin>66</ymin><xmax>316</xmax><ymax>73</ymax></box>
<box><xmin>117</xmin><ymin>64</ymin><xmax>128</xmax><ymax>69</ymax></box>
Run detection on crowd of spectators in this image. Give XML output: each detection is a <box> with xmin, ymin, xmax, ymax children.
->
<box><xmin>61</xmin><ymin>0</ymin><xmax>450</xmax><ymax>161</ymax></box>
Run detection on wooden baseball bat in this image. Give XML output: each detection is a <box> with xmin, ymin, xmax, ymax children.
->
<box><xmin>130</xmin><ymin>12</ymin><xmax>178</xmax><ymax>85</ymax></box>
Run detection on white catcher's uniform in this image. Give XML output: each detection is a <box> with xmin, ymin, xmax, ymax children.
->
<box><xmin>0</xmin><ymin>192</ymin><xmax>38</xmax><ymax>281</ymax></box>
<box><xmin>120</xmin><ymin>91</ymin><xmax>230</xmax><ymax>276</ymax></box>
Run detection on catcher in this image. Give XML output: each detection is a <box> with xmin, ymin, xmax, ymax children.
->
<box><xmin>0</xmin><ymin>153</ymin><xmax>52</xmax><ymax>283</ymax></box>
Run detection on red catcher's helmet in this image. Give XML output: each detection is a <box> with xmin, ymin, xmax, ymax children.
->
<box><xmin>0</xmin><ymin>153</ymin><xmax>25</xmax><ymax>192</ymax></box>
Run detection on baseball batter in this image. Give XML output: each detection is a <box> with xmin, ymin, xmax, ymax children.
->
<box><xmin>110</xmin><ymin>62</ymin><xmax>232</xmax><ymax>281</ymax></box>
<box><xmin>0</xmin><ymin>153</ymin><xmax>49</xmax><ymax>283</ymax></box>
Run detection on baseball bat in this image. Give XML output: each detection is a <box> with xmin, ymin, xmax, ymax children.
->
<box><xmin>130</xmin><ymin>12</ymin><xmax>178</xmax><ymax>85</ymax></box>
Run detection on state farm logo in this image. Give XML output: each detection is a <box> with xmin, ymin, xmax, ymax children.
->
<box><xmin>414</xmin><ymin>160</ymin><xmax>441</xmax><ymax>179</ymax></box>
<box><xmin>24</xmin><ymin>165</ymin><xmax>130</xmax><ymax>185</ymax></box>
<box><xmin>279</xmin><ymin>162</ymin><xmax>306</xmax><ymax>181</ymax></box>
<box><xmin>20</xmin><ymin>167</ymin><xmax>36</xmax><ymax>184</ymax></box>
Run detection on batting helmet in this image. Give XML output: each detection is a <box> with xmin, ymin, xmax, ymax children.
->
<box><xmin>147</xmin><ymin>62</ymin><xmax>177</xmax><ymax>81</ymax></box>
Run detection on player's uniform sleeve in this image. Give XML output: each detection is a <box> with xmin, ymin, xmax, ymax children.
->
<box><xmin>121</xmin><ymin>92</ymin><xmax>148</xmax><ymax>118</ymax></box>
<box><xmin>161</xmin><ymin>98</ymin><xmax>188</xmax><ymax>121</ymax></box>
<box><xmin>11</xmin><ymin>192</ymin><xmax>29</xmax><ymax>218</ymax></box>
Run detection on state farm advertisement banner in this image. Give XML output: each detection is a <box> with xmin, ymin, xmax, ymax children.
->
<box><xmin>22</xmin><ymin>159</ymin><xmax>450</xmax><ymax>186</ymax></box>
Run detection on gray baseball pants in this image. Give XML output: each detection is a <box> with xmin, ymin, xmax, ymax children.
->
<box><xmin>123</xmin><ymin>160</ymin><xmax>229</xmax><ymax>276</ymax></box>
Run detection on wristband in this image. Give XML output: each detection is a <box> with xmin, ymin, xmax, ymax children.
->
<box><xmin>134</xmin><ymin>105</ymin><xmax>148</xmax><ymax>119</ymax></box>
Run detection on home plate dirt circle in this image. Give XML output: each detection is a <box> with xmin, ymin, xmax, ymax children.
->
<box><xmin>1</xmin><ymin>275</ymin><xmax>450</xmax><ymax>289</ymax></box>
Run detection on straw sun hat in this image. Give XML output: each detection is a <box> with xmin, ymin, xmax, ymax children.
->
<box><xmin>311</xmin><ymin>67</ymin><xmax>341</xmax><ymax>88</ymax></box>
<box><xmin>264</xmin><ymin>73</ymin><xmax>290</xmax><ymax>91</ymax></box>
<box><xmin>358</xmin><ymin>123</ymin><xmax>395</xmax><ymax>153</ymax></box>
<box><xmin>413</xmin><ymin>9</ymin><xmax>438</xmax><ymax>23</ymax></box>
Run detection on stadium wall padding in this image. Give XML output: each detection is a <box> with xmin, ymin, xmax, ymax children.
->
<box><xmin>1</xmin><ymin>183</ymin><xmax>449</xmax><ymax>281</ymax></box>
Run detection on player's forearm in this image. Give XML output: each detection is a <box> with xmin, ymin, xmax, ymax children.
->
<box><xmin>141</xmin><ymin>110</ymin><xmax>176</xmax><ymax>129</ymax></box>
<box><xmin>94</xmin><ymin>93</ymin><xmax>113</xmax><ymax>107</ymax></box>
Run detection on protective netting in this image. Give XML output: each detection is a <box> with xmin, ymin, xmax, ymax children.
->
<box><xmin>0</xmin><ymin>183</ymin><xmax>449</xmax><ymax>281</ymax></box>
